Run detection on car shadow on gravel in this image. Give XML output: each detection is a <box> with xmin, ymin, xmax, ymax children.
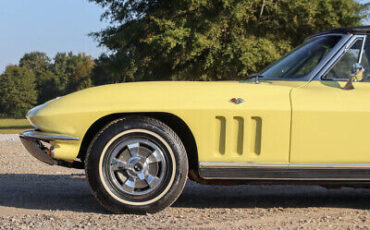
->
<box><xmin>1</xmin><ymin>174</ymin><xmax>370</xmax><ymax>213</ymax></box>
<box><xmin>175</xmin><ymin>181</ymin><xmax>370</xmax><ymax>210</ymax></box>
<box><xmin>0</xmin><ymin>173</ymin><xmax>107</xmax><ymax>213</ymax></box>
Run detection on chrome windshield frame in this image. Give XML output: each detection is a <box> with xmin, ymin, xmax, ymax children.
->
<box><xmin>358</xmin><ymin>35</ymin><xmax>367</xmax><ymax>64</ymax></box>
<box><xmin>257</xmin><ymin>33</ymin><xmax>350</xmax><ymax>82</ymax></box>
<box><xmin>307</xmin><ymin>33</ymin><xmax>352</xmax><ymax>81</ymax></box>
<box><xmin>313</xmin><ymin>34</ymin><xmax>367</xmax><ymax>81</ymax></box>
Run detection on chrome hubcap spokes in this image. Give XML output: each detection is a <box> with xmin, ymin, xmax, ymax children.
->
<box><xmin>106</xmin><ymin>138</ymin><xmax>167</xmax><ymax>196</ymax></box>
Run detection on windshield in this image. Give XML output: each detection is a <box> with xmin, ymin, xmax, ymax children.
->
<box><xmin>260</xmin><ymin>36</ymin><xmax>342</xmax><ymax>80</ymax></box>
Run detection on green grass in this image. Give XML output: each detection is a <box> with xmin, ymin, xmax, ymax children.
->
<box><xmin>0</xmin><ymin>119</ymin><xmax>32</xmax><ymax>134</ymax></box>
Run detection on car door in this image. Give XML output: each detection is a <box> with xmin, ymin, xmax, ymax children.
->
<box><xmin>199</xmin><ymin>36</ymin><xmax>342</xmax><ymax>167</ymax></box>
<box><xmin>290</xmin><ymin>35</ymin><xmax>370</xmax><ymax>165</ymax></box>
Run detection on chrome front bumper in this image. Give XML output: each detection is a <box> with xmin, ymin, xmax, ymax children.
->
<box><xmin>19</xmin><ymin>130</ymin><xmax>79</xmax><ymax>165</ymax></box>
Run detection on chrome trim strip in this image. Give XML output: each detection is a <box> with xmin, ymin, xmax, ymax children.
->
<box><xmin>199</xmin><ymin>162</ymin><xmax>370</xmax><ymax>181</ymax></box>
<box><xmin>199</xmin><ymin>170</ymin><xmax>370</xmax><ymax>181</ymax></box>
<box><xmin>20</xmin><ymin>130</ymin><xmax>79</xmax><ymax>141</ymax></box>
<box><xmin>199</xmin><ymin>162</ymin><xmax>370</xmax><ymax>168</ymax></box>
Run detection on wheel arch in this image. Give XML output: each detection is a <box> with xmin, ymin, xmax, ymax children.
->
<box><xmin>78</xmin><ymin>112</ymin><xmax>199</xmax><ymax>172</ymax></box>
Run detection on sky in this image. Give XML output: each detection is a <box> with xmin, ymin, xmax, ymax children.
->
<box><xmin>0</xmin><ymin>0</ymin><xmax>368</xmax><ymax>73</ymax></box>
<box><xmin>0</xmin><ymin>0</ymin><xmax>108</xmax><ymax>73</ymax></box>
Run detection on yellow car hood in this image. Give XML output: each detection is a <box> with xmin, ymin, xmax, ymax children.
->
<box><xmin>27</xmin><ymin>80</ymin><xmax>297</xmax><ymax>136</ymax></box>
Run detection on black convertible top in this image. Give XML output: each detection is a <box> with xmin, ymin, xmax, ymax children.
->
<box><xmin>307</xmin><ymin>25</ymin><xmax>370</xmax><ymax>40</ymax></box>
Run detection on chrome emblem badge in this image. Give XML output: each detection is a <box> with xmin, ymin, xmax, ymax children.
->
<box><xmin>230</xmin><ymin>98</ymin><xmax>244</xmax><ymax>104</ymax></box>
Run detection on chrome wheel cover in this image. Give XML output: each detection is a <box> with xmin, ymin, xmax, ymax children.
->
<box><xmin>103</xmin><ymin>137</ymin><xmax>167</xmax><ymax>196</ymax></box>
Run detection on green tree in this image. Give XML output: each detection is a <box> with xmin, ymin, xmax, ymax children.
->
<box><xmin>0</xmin><ymin>65</ymin><xmax>37</xmax><ymax>117</ymax></box>
<box><xmin>18</xmin><ymin>52</ymin><xmax>95</xmax><ymax>103</ymax></box>
<box><xmin>19</xmin><ymin>52</ymin><xmax>50</xmax><ymax>76</ymax></box>
<box><xmin>90</xmin><ymin>0</ymin><xmax>367</xmax><ymax>83</ymax></box>
<box><xmin>52</xmin><ymin>52</ymin><xmax>71</xmax><ymax>92</ymax></box>
<box><xmin>19</xmin><ymin>52</ymin><xmax>61</xmax><ymax>104</ymax></box>
<box><xmin>66</xmin><ymin>53</ymin><xmax>95</xmax><ymax>93</ymax></box>
<box><xmin>92</xmin><ymin>54</ymin><xmax>132</xmax><ymax>85</ymax></box>
<box><xmin>52</xmin><ymin>52</ymin><xmax>95</xmax><ymax>94</ymax></box>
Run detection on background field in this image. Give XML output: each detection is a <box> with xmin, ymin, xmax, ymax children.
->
<box><xmin>0</xmin><ymin>119</ymin><xmax>32</xmax><ymax>134</ymax></box>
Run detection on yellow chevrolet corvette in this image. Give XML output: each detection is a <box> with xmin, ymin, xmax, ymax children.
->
<box><xmin>21</xmin><ymin>26</ymin><xmax>370</xmax><ymax>213</ymax></box>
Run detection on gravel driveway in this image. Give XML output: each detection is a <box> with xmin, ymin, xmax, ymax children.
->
<box><xmin>0</xmin><ymin>135</ymin><xmax>369</xmax><ymax>229</ymax></box>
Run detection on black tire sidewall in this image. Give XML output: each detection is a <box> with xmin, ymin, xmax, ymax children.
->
<box><xmin>85</xmin><ymin>116</ymin><xmax>188</xmax><ymax>214</ymax></box>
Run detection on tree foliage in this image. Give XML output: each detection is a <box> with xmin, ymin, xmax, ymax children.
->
<box><xmin>52</xmin><ymin>52</ymin><xmax>95</xmax><ymax>94</ymax></box>
<box><xmin>17</xmin><ymin>52</ymin><xmax>95</xmax><ymax>104</ymax></box>
<box><xmin>19</xmin><ymin>52</ymin><xmax>60</xmax><ymax>104</ymax></box>
<box><xmin>0</xmin><ymin>65</ymin><xmax>38</xmax><ymax>117</ymax></box>
<box><xmin>0</xmin><ymin>52</ymin><xmax>95</xmax><ymax>117</ymax></box>
<box><xmin>90</xmin><ymin>0</ymin><xmax>366</xmax><ymax>83</ymax></box>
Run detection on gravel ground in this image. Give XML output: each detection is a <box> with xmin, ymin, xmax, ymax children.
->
<box><xmin>0</xmin><ymin>134</ymin><xmax>19</xmax><ymax>142</ymax></box>
<box><xmin>0</xmin><ymin>135</ymin><xmax>370</xmax><ymax>229</ymax></box>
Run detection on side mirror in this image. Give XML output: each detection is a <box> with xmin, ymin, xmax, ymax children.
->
<box><xmin>344</xmin><ymin>63</ymin><xmax>365</xmax><ymax>90</ymax></box>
